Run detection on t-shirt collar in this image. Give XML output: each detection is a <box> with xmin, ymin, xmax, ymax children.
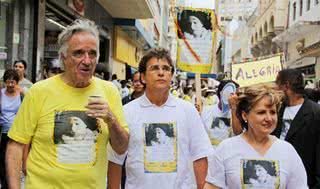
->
<box><xmin>140</xmin><ymin>93</ymin><xmax>176</xmax><ymax>107</ymax></box>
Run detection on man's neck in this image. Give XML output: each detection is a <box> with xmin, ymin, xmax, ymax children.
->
<box><xmin>145</xmin><ymin>89</ymin><xmax>169</xmax><ymax>106</ymax></box>
<box><xmin>287</xmin><ymin>94</ymin><xmax>304</xmax><ymax>106</ymax></box>
<box><xmin>132</xmin><ymin>91</ymin><xmax>144</xmax><ymax>99</ymax></box>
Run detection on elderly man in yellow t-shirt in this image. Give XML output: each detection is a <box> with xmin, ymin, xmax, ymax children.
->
<box><xmin>5</xmin><ymin>19</ymin><xmax>129</xmax><ymax>189</ymax></box>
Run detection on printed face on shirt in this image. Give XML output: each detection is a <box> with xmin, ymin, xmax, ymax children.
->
<box><xmin>242</xmin><ymin>96</ymin><xmax>277</xmax><ymax>136</ymax></box>
<box><xmin>141</xmin><ymin>57</ymin><xmax>172</xmax><ymax>92</ymax></box>
<box><xmin>242</xmin><ymin>159</ymin><xmax>280</xmax><ymax>188</ymax></box>
<box><xmin>61</xmin><ymin>31</ymin><xmax>98</xmax><ymax>88</ymax></box>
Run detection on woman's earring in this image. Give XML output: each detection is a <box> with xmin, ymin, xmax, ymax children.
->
<box><xmin>244</xmin><ymin>120</ymin><xmax>247</xmax><ymax>123</ymax></box>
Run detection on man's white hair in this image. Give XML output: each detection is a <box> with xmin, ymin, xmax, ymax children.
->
<box><xmin>58</xmin><ymin>19</ymin><xmax>100</xmax><ymax>68</ymax></box>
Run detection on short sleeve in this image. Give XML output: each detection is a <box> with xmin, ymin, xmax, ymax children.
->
<box><xmin>206</xmin><ymin>148</ymin><xmax>226</xmax><ymax>188</ymax></box>
<box><xmin>8</xmin><ymin>86</ymin><xmax>40</xmax><ymax>144</ymax></box>
<box><xmin>286</xmin><ymin>144</ymin><xmax>308</xmax><ymax>189</ymax></box>
<box><xmin>107</xmin><ymin>143</ymin><xmax>127</xmax><ymax>165</ymax></box>
<box><xmin>187</xmin><ymin>105</ymin><xmax>213</xmax><ymax>161</ymax></box>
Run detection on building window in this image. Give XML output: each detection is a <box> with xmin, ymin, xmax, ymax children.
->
<box><xmin>316</xmin><ymin>0</ymin><xmax>319</xmax><ymax>5</ymax></box>
<box><xmin>221</xmin><ymin>17</ymin><xmax>225</xmax><ymax>21</ymax></box>
<box><xmin>307</xmin><ymin>0</ymin><xmax>311</xmax><ymax>10</ymax></box>
<box><xmin>239</xmin><ymin>16</ymin><xmax>242</xmax><ymax>20</ymax></box>
<box><xmin>300</xmin><ymin>0</ymin><xmax>303</xmax><ymax>16</ymax></box>
<box><xmin>293</xmin><ymin>2</ymin><xmax>296</xmax><ymax>20</ymax></box>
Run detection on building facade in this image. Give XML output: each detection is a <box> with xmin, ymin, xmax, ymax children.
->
<box><xmin>216</xmin><ymin>0</ymin><xmax>258</xmax><ymax>75</ymax></box>
<box><xmin>250</xmin><ymin>0</ymin><xmax>289</xmax><ymax>58</ymax></box>
<box><xmin>0</xmin><ymin>0</ymin><xmax>158</xmax><ymax>81</ymax></box>
<box><xmin>273</xmin><ymin>0</ymin><xmax>320</xmax><ymax>82</ymax></box>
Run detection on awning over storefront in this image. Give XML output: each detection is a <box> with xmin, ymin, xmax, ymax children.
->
<box><xmin>273</xmin><ymin>21</ymin><xmax>320</xmax><ymax>43</ymax></box>
<box><xmin>114</xmin><ymin>19</ymin><xmax>155</xmax><ymax>49</ymax></box>
<box><xmin>96</xmin><ymin>0</ymin><xmax>153</xmax><ymax>19</ymax></box>
<box><xmin>300</xmin><ymin>40</ymin><xmax>320</xmax><ymax>57</ymax></box>
<box><xmin>288</xmin><ymin>57</ymin><xmax>316</xmax><ymax>69</ymax></box>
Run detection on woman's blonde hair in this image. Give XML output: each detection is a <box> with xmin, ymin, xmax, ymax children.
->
<box><xmin>236</xmin><ymin>84</ymin><xmax>284</xmax><ymax>129</ymax></box>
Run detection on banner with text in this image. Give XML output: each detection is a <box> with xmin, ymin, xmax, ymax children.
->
<box><xmin>231</xmin><ymin>55</ymin><xmax>282</xmax><ymax>87</ymax></box>
<box><xmin>176</xmin><ymin>8</ymin><xmax>215</xmax><ymax>73</ymax></box>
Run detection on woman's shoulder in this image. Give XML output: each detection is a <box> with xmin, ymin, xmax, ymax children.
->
<box><xmin>216</xmin><ymin>135</ymin><xmax>242</xmax><ymax>149</ymax></box>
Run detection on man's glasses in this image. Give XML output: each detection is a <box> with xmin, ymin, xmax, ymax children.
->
<box><xmin>147</xmin><ymin>65</ymin><xmax>172</xmax><ymax>73</ymax></box>
<box><xmin>71</xmin><ymin>49</ymin><xmax>97</xmax><ymax>59</ymax></box>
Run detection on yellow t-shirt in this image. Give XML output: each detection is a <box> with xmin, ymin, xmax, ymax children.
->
<box><xmin>8</xmin><ymin>75</ymin><xmax>128</xmax><ymax>189</ymax></box>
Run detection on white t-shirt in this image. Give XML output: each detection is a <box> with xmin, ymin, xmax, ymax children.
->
<box><xmin>120</xmin><ymin>87</ymin><xmax>130</xmax><ymax>99</ymax></box>
<box><xmin>280</xmin><ymin>104</ymin><xmax>302</xmax><ymax>140</ymax></box>
<box><xmin>108</xmin><ymin>94</ymin><xmax>213</xmax><ymax>189</ymax></box>
<box><xmin>206</xmin><ymin>135</ymin><xmax>308</xmax><ymax>189</ymax></box>
<box><xmin>201</xmin><ymin>104</ymin><xmax>232</xmax><ymax>147</ymax></box>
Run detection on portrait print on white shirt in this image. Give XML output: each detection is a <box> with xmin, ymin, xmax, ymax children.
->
<box><xmin>241</xmin><ymin>159</ymin><xmax>280</xmax><ymax>189</ymax></box>
<box><xmin>143</xmin><ymin>122</ymin><xmax>177</xmax><ymax>173</ymax></box>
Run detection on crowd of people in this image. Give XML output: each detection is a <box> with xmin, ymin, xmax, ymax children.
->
<box><xmin>0</xmin><ymin>18</ymin><xmax>319</xmax><ymax>189</ymax></box>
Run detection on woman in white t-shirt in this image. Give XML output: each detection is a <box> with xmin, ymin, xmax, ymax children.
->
<box><xmin>204</xmin><ymin>84</ymin><xmax>308</xmax><ymax>189</ymax></box>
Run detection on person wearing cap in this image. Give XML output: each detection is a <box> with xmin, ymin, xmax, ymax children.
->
<box><xmin>204</xmin><ymin>88</ymin><xmax>219</xmax><ymax>106</ymax></box>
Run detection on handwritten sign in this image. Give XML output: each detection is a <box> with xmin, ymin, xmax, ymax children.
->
<box><xmin>231</xmin><ymin>55</ymin><xmax>282</xmax><ymax>87</ymax></box>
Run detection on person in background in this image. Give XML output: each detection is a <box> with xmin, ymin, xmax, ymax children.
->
<box><xmin>112</xmin><ymin>74</ymin><xmax>121</xmax><ymax>91</ymax></box>
<box><xmin>304</xmin><ymin>88</ymin><xmax>320</xmax><ymax>103</ymax></box>
<box><xmin>120</xmin><ymin>80</ymin><xmax>130</xmax><ymax>99</ymax></box>
<box><xmin>6</xmin><ymin>19</ymin><xmax>129</xmax><ymax>189</ymax></box>
<box><xmin>0</xmin><ymin>69</ymin><xmax>24</xmax><ymax>189</ymax></box>
<box><xmin>13</xmin><ymin>60</ymin><xmax>33</xmax><ymax>94</ymax></box>
<box><xmin>273</xmin><ymin>69</ymin><xmax>320</xmax><ymax>188</ymax></box>
<box><xmin>122</xmin><ymin>71</ymin><xmax>144</xmax><ymax>105</ymax></box>
<box><xmin>204</xmin><ymin>88</ymin><xmax>218</xmax><ymax>106</ymax></box>
<box><xmin>201</xmin><ymin>80</ymin><xmax>239</xmax><ymax>147</ymax></box>
<box><xmin>94</xmin><ymin>63</ymin><xmax>109</xmax><ymax>81</ymax></box>
<box><xmin>204</xmin><ymin>84</ymin><xmax>308</xmax><ymax>189</ymax></box>
<box><xmin>44</xmin><ymin>59</ymin><xmax>63</xmax><ymax>79</ymax></box>
<box><xmin>108</xmin><ymin>47</ymin><xmax>212</xmax><ymax>189</ymax></box>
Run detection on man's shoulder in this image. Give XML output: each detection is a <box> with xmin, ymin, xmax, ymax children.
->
<box><xmin>29</xmin><ymin>77</ymin><xmax>55</xmax><ymax>90</ymax></box>
<box><xmin>21</xmin><ymin>78</ymin><xmax>33</xmax><ymax>85</ymax></box>
<box><xmin>302</xmin><ymin>98</ymin><xmax>320</xmax><ymax>114</ymax></box>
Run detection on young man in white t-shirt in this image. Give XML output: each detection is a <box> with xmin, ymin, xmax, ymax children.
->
<box><xmin>107</xmin><ymin>48</ymin><xmax>212</xmax><ymax>189</ymax></box>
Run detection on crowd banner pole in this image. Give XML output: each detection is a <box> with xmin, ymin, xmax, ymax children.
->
<box><xmin>195</xmin><ymin>73</ymin><xmax>202</xmax><ymax>112</ymax></box>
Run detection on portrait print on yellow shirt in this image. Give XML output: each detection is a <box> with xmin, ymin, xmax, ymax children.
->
<box><xmin>54</xmin><ymin>111</ymin><xmax>100</xmax><ymax>164</ymax></box>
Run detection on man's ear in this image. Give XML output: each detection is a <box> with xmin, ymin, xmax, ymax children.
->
<box><xmin>140</xmin><ymin>73</ymin><xmax>146</xmax><ymax>85</ymax></box>
<box><xmin>60</xmin><ymin>52</ymin><xmax>66</xmax><ymax>60</ymax></box>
